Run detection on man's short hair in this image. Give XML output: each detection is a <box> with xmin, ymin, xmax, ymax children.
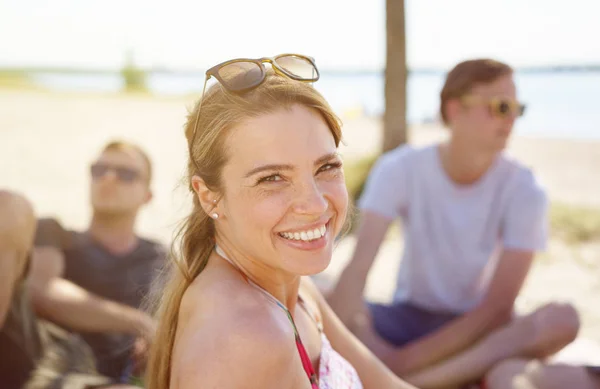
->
<box><xmin>101</xmin><ymin>141</ymin><xmax>153</xmax><ymax>183</ymax></box>
<box><xmin>440</xmin><ymin>59</ymin><xmax>514</xmax><ymax>125</ymax></box>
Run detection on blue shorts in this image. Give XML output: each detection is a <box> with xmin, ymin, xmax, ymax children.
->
<box><xmin>369</xmin><ymin>301</ymin><xmax>460</xmax><ymax>347</ymax></box>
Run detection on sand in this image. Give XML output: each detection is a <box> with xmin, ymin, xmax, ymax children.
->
<box><xmin>2</xmin><ymin>88</ymin><xmax>599</xmax><ymax>361</ymax></box>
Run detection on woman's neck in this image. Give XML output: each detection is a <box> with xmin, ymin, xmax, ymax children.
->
<box><xmin>214</xmin><ymin>242</ymin><xmax>301</xmax><ymax>311</ymax></box>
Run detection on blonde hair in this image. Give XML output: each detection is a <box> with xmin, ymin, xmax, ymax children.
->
<box><xmin>145</xmin><ymin>72</ymin><xmax>342</xmax><ymax>389</ymax></box>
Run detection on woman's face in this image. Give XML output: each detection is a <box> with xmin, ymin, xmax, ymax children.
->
<box><xmin>216</xmin><ymin>104</ymin><xmax>347</xmax><ymax>277</ymax></box>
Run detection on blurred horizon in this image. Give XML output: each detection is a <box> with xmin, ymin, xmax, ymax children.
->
<box><xmin>4</xmin><ymin>63</ymin><xmax>600</xmax><ymax>75</ymax></box>
<box><xmin>2</xmin><ymin>0</ymin><xmax>600</xmax><ymax>72</ymax></box>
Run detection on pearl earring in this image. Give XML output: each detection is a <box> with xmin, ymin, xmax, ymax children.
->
<box><xmin>211</xmin><ymin>213</ymin><xmax>219</xmax><ymax>219</ymax></box>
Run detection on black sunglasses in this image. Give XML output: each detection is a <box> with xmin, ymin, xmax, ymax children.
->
<box><xmin>90</xmin><ymin>163</ymin><xmax>141</xmax><ymax>183</ymax></box>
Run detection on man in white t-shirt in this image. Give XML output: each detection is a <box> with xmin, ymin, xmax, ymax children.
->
<box><xmin>328</xmin><ymin>59</ymin><xmax>580</xmax><ymax>388</ymax></box>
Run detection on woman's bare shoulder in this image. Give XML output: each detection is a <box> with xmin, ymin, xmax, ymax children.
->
<box><xmin>171</xmin><ymin>267</ymin><xmax>302</xmax><ymax>388</ymax></box>
<box><xmin>177</xmin><ymin>259</ymin><xmax>286</xmax><ymax>333</ymax></box>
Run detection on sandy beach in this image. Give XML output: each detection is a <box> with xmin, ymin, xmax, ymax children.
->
<box><xmin>2</xmin><ymin>88</ymin><xmax>600</xmax><ymax>359</ymax></box>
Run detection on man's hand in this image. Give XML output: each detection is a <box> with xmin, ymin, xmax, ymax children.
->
<box><xmin>127</xmin><ymin>312</ymin><xmax>156</xmax><ymax>376</ymax></box>
<box><xmin>131</xmin><ymin>336</ymin><xmax>150</xmax><ymax>376</ymax></box>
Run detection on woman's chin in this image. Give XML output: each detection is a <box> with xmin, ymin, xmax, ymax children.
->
<box><xmin>279</xmin><ymin>246</ymin><xmax>333</xmax><ymax>276</ymax></box>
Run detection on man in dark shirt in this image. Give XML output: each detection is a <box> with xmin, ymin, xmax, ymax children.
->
<box><xmin>32</xmin><ymin>141</ymin><xmax>166</xmax><ymax>383</ymax></box>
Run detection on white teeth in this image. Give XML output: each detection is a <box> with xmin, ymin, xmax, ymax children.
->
<box><xmin>280</xmin><ymin>224</ymin><xmax>328</xmax><ymax>242</ymax></box>
<box><xmin>312</xmin><ymin>228</ymin><xmax>322</xmax><ymax>239</ymax></box>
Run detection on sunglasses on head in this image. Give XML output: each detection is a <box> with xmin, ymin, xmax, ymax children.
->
<box><xmin>205</xmin><ymin>54</ymin><xmax>319</xmax><ymax>93</ymax></box>
<box><xmin>90</xmin><ymin>163</ymin><xmax>141</xmax><ymax>183</ymax></box>
<box><xmin>461</xmin><ymin>95</ymin><xmax>526</xmax><ymax>118</ymax></box>
<box><xmin>189</xmin><ymin>54</ymin><xmax>320</xmax><ymax>172</ymax></box>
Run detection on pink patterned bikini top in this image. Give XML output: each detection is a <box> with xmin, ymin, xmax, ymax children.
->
<box><xmin>318</xmin><ymin>332</ymin><xmax>364</xmax><ymax>389</ymax></box>
<box><xmin>215</xmin><ymin>246</ymin><xmax>363</xmax><ymax>389</ymax></box>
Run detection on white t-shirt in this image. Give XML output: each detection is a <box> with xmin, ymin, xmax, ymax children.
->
<box><xmin>358</xmin><ymin>145</ymin><xmax>548</xmax><ymax>313</ymax></box>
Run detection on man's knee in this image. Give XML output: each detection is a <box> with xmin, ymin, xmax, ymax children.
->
<box><xmin>528</xmin><ymin>302</ymin><xmax>580</xmax><ymax>356</ymax></box>
<box><xmin>536</xmin><ymin>302</ymin><xmax>580</xmax><ymax>340</ymax></box>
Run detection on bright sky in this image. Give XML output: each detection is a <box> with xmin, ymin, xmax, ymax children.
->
<box><xmin>1</xmin><ymin>0</ymin><xmax>598</xmax><ymax>71</ymax></box>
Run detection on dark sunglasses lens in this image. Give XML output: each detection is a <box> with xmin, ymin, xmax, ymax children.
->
<box><xmin>91</xmin><ymin>164</ymin><xmax>139</xmax><ymax>182</ymax></box>
<box><xmin>498</xmin><ymin>102</ymin><xmax>510</xmax><ymax>115</ymax></box>
<box><xmin>116</xmin><ymin>168</ymin><xmax>139</xmax><ymax>182</ymax></box>
<box><xmin>275</xmin><ymin>55</ymin><xmax>318</xmax><ymax>81</ymax></box>
<box><xmin>496</xmin><ymin>101</ymin><xmax>526</xmax><ymax>117</ymax></box>
<box><xmin>90</xmin><ymin>164</ymin><xmax>108</xmax><ymax>178</ymax></box>
<box><xmin>218</xmin><ymin>61</ymin><xmax>263</xmax><ymax>91</ymax></box>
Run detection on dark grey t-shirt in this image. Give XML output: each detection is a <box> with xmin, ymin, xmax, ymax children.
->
<box><xmin>34</xmin><ymin>218</ymin><xmax>166</xmax><ymax>381</ymax></box>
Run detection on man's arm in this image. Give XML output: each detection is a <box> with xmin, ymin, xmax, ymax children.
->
<box><xmin>328</xmin><ymin>150</ymin><xmax>407</xmax><ymax>326</ymax></box>
<box><xmin>327</xmin><ymin>211</ymin><xmax>393</xmax><ymax>325</ymax></box>
<box><xmin>385</xmin><ymin>249</ymin><xmax>534</xmax><ymax>375</ymax></box>
<box><xmin>29</xmin><ymin>246</ymin><xmax>156</xmax><ymax>340</ymax></box>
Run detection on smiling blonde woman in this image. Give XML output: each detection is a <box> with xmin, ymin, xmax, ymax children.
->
<box><xmin>145</xmin><ymin>55</ymin><xmax>419</xmax><ymax>389</ymax></box>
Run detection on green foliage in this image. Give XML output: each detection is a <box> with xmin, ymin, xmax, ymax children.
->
<box><xmin>121</xmin><ymin>50</ymin><xmax>147</xmax><ymax>93</ymax></box>
<box><xmin>344</xmin><ymin>154</ymin><xmax>379</xmax><ymax>203</ymax></box>
<box><xmin>550</xmin><ymin>202</ymin><xmax>600</xmax><ymax>244</ymax></box>
<box><xmin>0</xmin><ymin>70</ymin><xmax>34</xmax><ymax>88</ymax></box>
